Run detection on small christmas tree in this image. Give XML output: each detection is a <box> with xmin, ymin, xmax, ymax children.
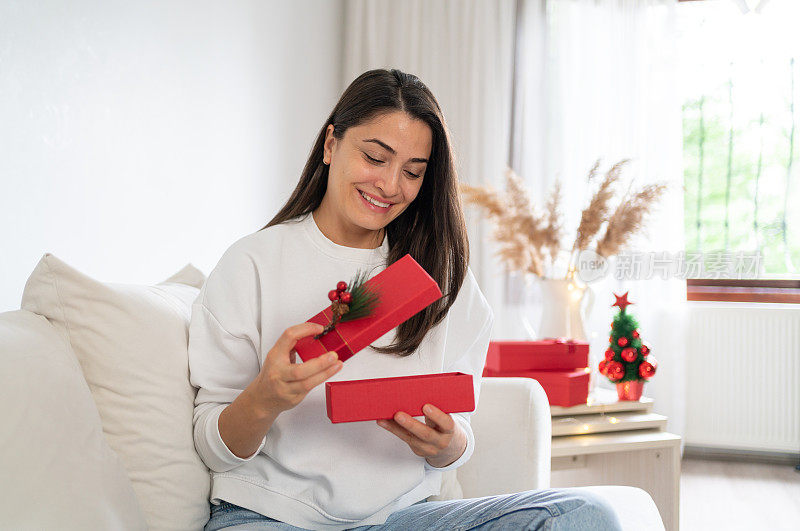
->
<box><xmin>598</xmin><ymin>292</ymin><xmax>657</xmax><ymax>384</ymax></box>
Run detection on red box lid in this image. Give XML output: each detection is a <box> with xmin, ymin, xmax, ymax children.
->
<box><xmin>485</xmin><ymin>339</ymin><xmax>589</xmax><ymax>372</ymax></box>
<box><xmin>295</xmin><ymin>254</ymin><xmax>442</xmax><ymax>362</ymax></box>
<box><xmin>325</xmin><ymin>372</ymin><xmax>475</xmax><ymax>423</ymax></box>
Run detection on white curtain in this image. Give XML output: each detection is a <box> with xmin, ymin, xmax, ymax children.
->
<box><xmin>342</xmin><ymin>0</ymin><xmax>517</xmax><ymax>340</ymax></box>
<box><xmin>342</xmin><ymin>0</ymin><xmax>687</xmax><ymax>445</ymax></box>
<box><xmin>512</xmin><ymin>0</ymin><xmax>687</xmax><ymax>444</ymax></box>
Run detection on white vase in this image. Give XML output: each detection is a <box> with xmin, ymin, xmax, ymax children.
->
<box><xmin>531</xmin><ymin>277</ymin><xmax>595</xmax><ymax>340</ymax></box>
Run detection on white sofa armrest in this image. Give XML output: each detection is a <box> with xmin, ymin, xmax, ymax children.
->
<box><xmin>457</xmin><ymin>377</ymin><xmax>552</xmax><ymax>498</ymax></box>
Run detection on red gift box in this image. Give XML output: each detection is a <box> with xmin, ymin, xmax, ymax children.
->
<box><xmin>325</xmin><ymin>372</ymin><xmax>475</xmax><ymax>423</ymax></box>
<box><xmin>483</xmin><ymin>367</ymin><xmax>590</xmax><ymax>407</ymax></box>
<box><xmin>294</xmin><ymin>254</ymin><xmax>442</xmax><ymax>363</ymax></box>
<box><xmin>484</xmin><ymin>339</ymin><xmax>589</xmax><ymax>372</ymax></box>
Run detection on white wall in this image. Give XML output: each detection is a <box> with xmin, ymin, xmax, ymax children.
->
<box><xmin>0</xmin><ymin>0</ymin><xmax>344</xmax><ymax>311</ymax></box>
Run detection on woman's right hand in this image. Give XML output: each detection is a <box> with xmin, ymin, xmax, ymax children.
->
<box><xmin>250</xmin><ymin>322</ymin><xmax>343</xmax><ymax>416</ymax></box>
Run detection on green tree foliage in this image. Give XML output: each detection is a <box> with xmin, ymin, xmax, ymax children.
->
<box><xmin>607</xmin><ymin>310</ymin><xmax>646</xmax><ymax>383</ymax></box>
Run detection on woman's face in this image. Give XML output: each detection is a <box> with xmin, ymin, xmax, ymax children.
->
<box><xmin>319</xmin><ymin>111</ymin><xmax>432</xmax><ymax>247</ymax></box>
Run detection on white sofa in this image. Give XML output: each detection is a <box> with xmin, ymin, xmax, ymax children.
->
<box><xmin>0</xmin><ymin>253</ymin><xmax>665</xmax><ymax>530</ymax></box>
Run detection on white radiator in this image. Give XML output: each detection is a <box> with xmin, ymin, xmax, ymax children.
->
<box><xmin>685</xmin><ymin>303</ymin><xmax>800</xmax><ymax>453</ymax></box>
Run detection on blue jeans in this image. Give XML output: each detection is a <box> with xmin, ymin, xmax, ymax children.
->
<box><xmin>204</xmin><ymin>488</ymin><xmax>623</xmax><ymax>530</ymax></box>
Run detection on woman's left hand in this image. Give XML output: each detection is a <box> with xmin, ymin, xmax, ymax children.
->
<box><xmin>377</xmin><ymin>404</ymin><xmax>467</xmax><ymax>468</ymax></box>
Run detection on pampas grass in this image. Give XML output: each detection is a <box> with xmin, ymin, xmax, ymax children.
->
<box><xmin>543</xmin><ymin>181</ymin><xmax>564</xmax><ymax>265</ymax></box>
<box><xmin>460</xmin><ymin>159</ymin><xmax>666</xmax><ymax>279</ymax></box>
<box><xmin>572</xmin><ymin>159</ymin><xmax>629</xmax><ymax>253</ymax></box>
<box><xmin>596</xmin><ymin>183</ymin><xmax>667</xmax><ymax>258</ymax></box>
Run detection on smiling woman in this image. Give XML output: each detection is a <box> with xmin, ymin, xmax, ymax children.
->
<box><xmin>190</xmin><ymin>68</ymin><xmax>622</xmax><ymax>531</ymax></box>
<box><xmin>261</xmin><ymin>69</ymin><xmax>468</xmax><ymax>358</ymax></box>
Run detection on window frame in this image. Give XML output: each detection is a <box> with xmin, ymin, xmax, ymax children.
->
<box><xmin>686</xmin><ymin>279</ymin><xmax>800</xmax><ymax>303</ymax></box>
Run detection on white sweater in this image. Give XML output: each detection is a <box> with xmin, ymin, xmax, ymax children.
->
<box><xmin>188</xmin><ymin>211</ymin><xmax>494</xmax><ymax>530</ymax></box>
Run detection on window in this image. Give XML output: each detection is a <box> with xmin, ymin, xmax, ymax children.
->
<box><xmin>678</xmin><ymin>0</ymin><xmax>800</xmax><ymax>301</ymax></box>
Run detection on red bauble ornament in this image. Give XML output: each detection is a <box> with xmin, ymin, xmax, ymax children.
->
<box><xmin>632</xmin><ymin>330</ymin><xmax>640</xmax><ymax>339</ymax></box>
<box><xmin>621</xmin><ymin>347</ymin><xmax>637</xmax><ymax>362</ymax></box>
<box><xmin>640</xmin><ymin>345</ymin><xmax>650</xmax><ymax>356</ymax></box>
<box><xmin>339</xmin><ymin>291</ymin><xmax>352</xmax><ymax>304</ymax></box>
<box><xmin>639</xmin><ymin>360</ymin><xmax>656</xmax><ymax>379</ymax></box>
<box><xmin>604</xmin><ymin>348</ymin><xmax>615</xmax><ymax>361</ymax></box>
<box><xmin>617</xmin><ymin>336</ymin><xmax>629</xmax><ymax>347</ymax></box>
<box><xmin>598</xmin><ymin>360</ymin><xmax>608</xmax><ymax>375</ymax></box>
<box><xmin>336</xmin><ymin>281</ymin><xmax>348</xmax><ymax>292</ymax></box>
<box><xmin>606</xmin><ymin>361</ymin><xmax>625</xmax><ymax>381</ymax></box>
<box><xmin>608</xmin><ymin>335</ymin><xmax>614</xmax><ymax>343</ymax></box>
<box><xmin>328</xmin><ymin>290</ymin><xmax>340</xmax><ymax>302</ymax></box>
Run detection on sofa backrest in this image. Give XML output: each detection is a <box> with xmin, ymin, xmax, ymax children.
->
<box><xmin>0</xmin><ymin>309</ymin><xmax>148</xmax><ymax>529</ymax></box>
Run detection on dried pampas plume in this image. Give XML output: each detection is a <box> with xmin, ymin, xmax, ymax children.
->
<box><xmin>504</xmin><ymin>168</ymin><xmax>549</xmax><ymax>258</ymax></box>
<box><xmin>459</xmin><ymin>159</ymin><xmax>665</xmax><ymax>279</ymax></box>
<box><xmin>459</xmin><ymin>183</ymin><xmax>505</xmax><ymax>220</ymax></box>
<box><xmin>543</xmin><ymin>182</ymin><xmax>563</xmax><ymax>264</ymax></box>
<box><xmin>596</xmin><ymin>183</ymin><xmax>667</xmax><ymax>258</ymax></box>
<box><xmin>458</xmin><ymin>168</ymin><xmax>559</xmax><ymax>277</ymax></box>
<box><xmin>572</xmin><ymin>159</ymin><xmax>629</xmax><ymax>252</ymax></box>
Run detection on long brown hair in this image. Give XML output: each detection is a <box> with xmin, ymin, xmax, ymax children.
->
<box><xmin>260</xmin><ymin>68</ymin><xmax>469</xmax><ymax>357</ymax></box>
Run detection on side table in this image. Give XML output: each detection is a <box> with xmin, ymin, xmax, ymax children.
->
<box><xmin>549</xmin><ymin>387</ymin><xmax>681</xmax><ymax>531</ymax></box>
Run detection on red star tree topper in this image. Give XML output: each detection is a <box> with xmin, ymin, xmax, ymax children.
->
<box><xmin>612</xmin><ymin>292</ymin><xmax>632</xmax><ymax>312</ymax></box>
<box><xmin>599</xmin><ymin>292</ymin><xmax>657</xmax><ymax>383</ymax></box>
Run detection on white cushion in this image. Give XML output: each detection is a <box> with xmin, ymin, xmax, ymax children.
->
<box><xmin>0</xmin><ymin>309</ymin><xmax>148</xmax><ymax>530</ymax></box>
<box><xmin>21</xmin><ymin>254</ymin><xmax>211</xmax><ymax>531</ymax></box>
<box><xmin>573</xmin><ymin>486</ymin><xmax>665</xmax><ymax>531</ymax></box>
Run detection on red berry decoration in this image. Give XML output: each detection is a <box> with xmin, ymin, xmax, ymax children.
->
<box><xmin>604</xmin><ymin>348</ymin><xmax>615</xmax><ymax>361</ymax></box>
<box><xmin>632</xmin><ymin>330</ymin><xmax>640</xmax><ymax>339</ymax></box>
<box><xmin>621</xmin><ymin>347</ymin><xmax>637</xmax><ymax>362</ymax></box>
<box><xmin>617</xmin><ymin>336</ymin><xmax>629</xmax><ymax>347</ymax></box>
<box><xmin>640</xmin><ymin>345</ymin><xmax>650</xmax><ymax>356</ymax></box>
<box><xmin>639</xmin><ymin>359</ymin><xmax>656</xmax><ymax>379</ymax></box>
<box><xmin>315</xmin><ymin>268</ymin><xmax>381</xmax><ymax>341</ymax></box>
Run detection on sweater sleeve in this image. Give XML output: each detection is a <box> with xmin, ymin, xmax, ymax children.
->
<box><xmin>424</xmin><ymin>266</ymin><xmax>494</xmax><ymax>472</ymax></box>
<box><xmin>188</xmin><ymin>242</ymin><xmax>267</xmax><ymax>474</ymax></box>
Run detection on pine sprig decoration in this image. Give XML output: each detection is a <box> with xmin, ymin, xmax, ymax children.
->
<box><xmin>339</xmin><ymin>269</ymin><xmax>380</xmax><ymax>322</ymax></box>
<box><xmin>314</xmin><ymin>269</ymin><xmax>380</xmax><ymax>339</ymax></box>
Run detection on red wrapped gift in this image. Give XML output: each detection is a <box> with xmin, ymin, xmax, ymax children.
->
<box><xmin>484</xmin><ymin>339</ymin><xmax>589</xmax><ymax>372</ymax></box>
<box><xmin>294</xmin><ymin>254</ymin><xmax>442</xmax><ymax>363</ymax></box>
<box><xmin>483</xmin><ymin>367</ymin><xmax>590</xmax><ymax>407</ymax></box>
<box><xmin>325</xmin><ymin>372</ymin><xmax>475</xmax><ymax>423</ymax></box>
